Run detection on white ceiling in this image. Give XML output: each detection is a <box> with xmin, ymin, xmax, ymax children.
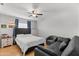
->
<box><xmin>0</xmin><ymin>3</ymin><xmax>78</xmax><ymax>20</ymax></box>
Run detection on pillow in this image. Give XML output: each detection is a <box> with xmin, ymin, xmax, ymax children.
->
<box><xmin>59</xmin><ymin>38</ymin><xmax>71</xmax><ymax>51</ymax></box>
<box><xmin>17</xmin><ymin>34</ymin><xmax>25</xmax><ymax>37</ymax></box>
<box><xmin>17</xmin><ymin>34</ymin><xmax>32</xmax><ymax>37</ymax></box>
<box><xmin>57</xmin><ymin>37</ymin><xmax>64</xmax><ymax>42</ymax></box>
<box><xmin>24</xmin><ymin>34</ymin><xmax>32</xmax><ymax>36</ymax></box>
<box><xmin>59</xmin><ymin>41</ymin><xmax>67</xmax><ymax>52</ymax></box>
<box><xmin>46</xmin><ymin>36</ymin><xmax>57</xmax><ymax>42</ymax></box>
<box><xmin>64</xmin><ymin>38</ymin><xmax>70</xmax><ymax>44</ymax></box>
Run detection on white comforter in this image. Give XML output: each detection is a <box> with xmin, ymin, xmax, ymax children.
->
<box><xmin>15</xmin><ymin>34</ymin><xmax>45</xmax><ymax>54</ymax></box>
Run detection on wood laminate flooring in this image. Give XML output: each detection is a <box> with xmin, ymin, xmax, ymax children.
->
<box><xmin>0</xmin><ymin>43</ymin><xmax>47</xmax><ymax>56</ymax></box>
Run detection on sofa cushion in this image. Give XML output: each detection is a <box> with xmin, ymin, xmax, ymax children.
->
<box><xmin>46</xmin><ymin>35</ymin><xmax>57</xmax><ymax>40</ymax></box>
<box><xmin>48</xmin><ymin>41</ymin><xmax>62</xmax><ymax>55</ymax></box>
<box><xmin>47</xmin><ymin>40</ymin><xmax>57</xmax><ymax>45</ymax></box>
<box><xmin>59</xmin><ymin>41</ymin><xmax>67</xmax><ymax>52</ymax></box>
<box><xmin>59</xmin><ymin>38</ymin><xmax>70</xmax><ymax>52</ymax></box>
<box><xmin>61</xmin><ymin>37</ymin><xmax>74</xmax><ymax>56</ymax></box>
<box><xmin>36</xmin><ymin>46</ymin><xmax>57</xmax><ymax>56</ymax></box>
<box><xmin>57</xmin><ymin>37</ymin><xmax>64</xmax><ymax>42</ymax></box>
<box><xmin>46</xmin><ymin>35</ymin><xmax>58</xmax><ymax>45</ymax></box>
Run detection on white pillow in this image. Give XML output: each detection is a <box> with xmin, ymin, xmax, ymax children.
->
<box><xmin>17</xmin><ymin>34</ymin><xmax>25</xmax><ymax>37</ymax></box>
<box><xmin>17</xmin><ymin>34</ymin><xmax>32</xmax><ymax>37</ymax></box>
<box><xmin>24</xmin><ymin>34</ymin><xmax>32</xmax><ymax>36</ymax></box>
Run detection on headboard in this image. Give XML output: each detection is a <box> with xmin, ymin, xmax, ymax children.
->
<box><xmin>14</xmin><ymin>28</ymin><xmax>31</xmax><ymax>37</ymax></box>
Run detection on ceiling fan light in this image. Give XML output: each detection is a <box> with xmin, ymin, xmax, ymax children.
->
<box><xmin>32</xmin><ymin>14</ymin><xmax>36</xmax><ymax>17</ymax></box>
<box><xmin>34</xmin><ymin>9</ymin><xmax>40</xmax><ymax>14</ymax></box>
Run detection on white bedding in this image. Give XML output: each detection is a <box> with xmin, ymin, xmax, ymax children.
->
<box><xmin>15</xmin><ymin>34</ymin><xmax>45</xmax><ymax>54</ymax></box>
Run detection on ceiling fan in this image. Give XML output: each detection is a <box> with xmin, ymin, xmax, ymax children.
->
<box><xmin>26</xmin><ymin>3</ymin><xmax>47</xmax><ymax>18</ymax></box>
<box><xmin>27</xmin><ymin>9</ymin><xmax>43</xmax><ymax>18</ymax></box>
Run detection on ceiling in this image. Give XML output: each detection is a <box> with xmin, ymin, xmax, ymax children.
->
<box><xmin>0</xmin><ymin>3</ymin><xmax>78</xmax><ymax>20</ymax></box>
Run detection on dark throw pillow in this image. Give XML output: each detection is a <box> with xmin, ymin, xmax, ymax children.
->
<box><xmin>59</xmin><ymin>41</ymin><xmax>67</xmax><ymax>52</ymax></box>
<box><xmin>46</xmin><ymin>35</ymin><xmax>57</xmax><ymax>42</ymax></box>
<box><xmin>59</xmin><ymin>38</ymin><xmax>70</xmax><ymax>52</ymax></box>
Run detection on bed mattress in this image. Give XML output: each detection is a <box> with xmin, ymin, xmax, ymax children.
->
<box><xmin>15</xmin><ymin>34</ymin><xmax>45</xmax><ymax>55</ymax></box>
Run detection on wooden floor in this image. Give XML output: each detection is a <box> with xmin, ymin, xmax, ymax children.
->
<box><xmin>0</xmin><ymin>43</ymin><xmax>47</xmax><ymax>56</ymax></box>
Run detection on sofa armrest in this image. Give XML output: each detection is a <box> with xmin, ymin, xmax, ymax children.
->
<box><xmin>46</xmin><ymin>40</ymin><xmax>55</xmax><ymax>45</ymax></box>
<box><xmin>35</xmin><ymin>48</ymin><xmax>50</xmax><ymax>56</ymax></box>
<box><xmin>34</xmin><ymin>46</ymin><xmax>57</xmax><ymax>56</ymax></box>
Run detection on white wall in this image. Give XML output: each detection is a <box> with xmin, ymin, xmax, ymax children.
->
<box><xmin>0</xmin><ymin>13</ymin><xmax>33</xmax><ymax>37</ymax></box>
<box><xmin>31</xmin><ymin>20</ymin><xmax>38</xmax><ymax>36</ymax></box>
<box><xmin>37</xmin><ymin>4</ymin><xmax>79</xmax><ymax>38</ymax></box>
<box><xmin>0</xmin><ymin>14</ymin><xmax>15</xmax><ymax>36</ymax></box>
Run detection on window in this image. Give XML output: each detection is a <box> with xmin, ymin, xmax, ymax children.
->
<box><xmin>18</xmin><ymin>23</ymin><xmax>28</xmax><ymax>28</ymax></box>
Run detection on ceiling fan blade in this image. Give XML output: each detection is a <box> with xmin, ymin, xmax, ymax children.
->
<box><xmin>26</xmin><ymin>12</ymin><xmax>32</xmax><ymax>14</ymax></box>
<box><xmin>37</xmin><ymin>14</ymin><xmax>43</xmax><ymax>15</ymax></box>
<box><xmin>28</xmin><ymin>15</ymin><xmax>32</xmax><ymax>17</ymax></box>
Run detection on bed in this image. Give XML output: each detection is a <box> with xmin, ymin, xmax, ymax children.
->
<box><xmin>15</xmin><ymin>34</ymin><xmax>45</xmax><ymax>55</ymax></box>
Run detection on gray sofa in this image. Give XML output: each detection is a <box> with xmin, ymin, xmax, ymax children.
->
<box><xmin>46</xmin><ymin>35</ymin><xmax>70</xmax><ymax>45</ymax></box>
<box><xmin>34</xmin><ymin>36</ymin><xmax>79</xmax><ymax>56</ymax></box>
<box><xmin>46</xmin><ymin>35</ymin><xmax>58</xmax><ymax>45</ymax></box>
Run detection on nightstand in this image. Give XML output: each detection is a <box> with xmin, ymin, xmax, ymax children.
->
<box><xmin>0</xmin><ymin>34</ymin><xmax>13</xmax><ymax>48</ymax></box>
